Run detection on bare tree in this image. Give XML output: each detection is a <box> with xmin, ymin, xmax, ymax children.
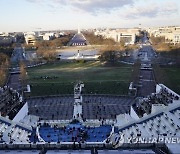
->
<box><xmin>0</xmin><ymin>68</ymin><xmax>6</xmax><ymax>86</ymax></box>
<box><xmin>19</xmin><ymin>61</ymin><xmax>27</xmax><ymax>87</ymax></box>
<box><xmin>37</xmin><ymin>48</ymin><xmax>57</xmax><ymax>62</ymax></box>
<box><xmin>0</xmin><ymin>53</ymin><xmax>9</xmax><ymax>86</ymax></box>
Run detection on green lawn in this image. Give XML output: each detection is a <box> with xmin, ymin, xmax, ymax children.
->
<box><xmin>27</xmin><ymin>61</ymin><xmax>133</xmax><ymax>96</ymax></box>
<box><xmin>161</xmin><ymin>66</ymin><xmax>180</xmax><ymax>95</ymax></box>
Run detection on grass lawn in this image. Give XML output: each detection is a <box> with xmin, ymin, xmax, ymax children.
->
<box><xmin>154</xmin><ymin>64</ymin><xmax>180</xmax><ymax>95</ymax></box>
<box><xmin>27</xmin><ymin>61</ymin><xmax>133</xmax><ymax>96</ymax></box>
<box><xmin>161</xmin><ymin>66</ymin><xmax>180</xmax><ymax>95</ymax></box>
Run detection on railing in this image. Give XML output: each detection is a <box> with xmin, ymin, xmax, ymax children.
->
<box><xmin>27</xmin><ymin>94</ymin><xmax>133</xmax><ymax>100</ymax></box>
<box><xmin>0</xmin><ymin>142</ymin><xmax>166</xmax><ymax>150</ymax></box>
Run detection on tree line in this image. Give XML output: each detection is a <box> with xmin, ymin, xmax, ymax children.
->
<box><xmin>84</xmin><ymin>32</ymin><xmax>139</xmax><ymax>63</ymax></box>
<box><xmin>150</xmin><ymin>35</ymin><xmax>180</xmax><ymax>64</ymax></box>
<box><xmin>0</xmin><ymin>53</ymin><xmax>10</xmax><ymax>86</ymax></box>
<box><xmin>23</xmin><ymin>34</ymin><xmax>73</xmax><ymax>62</ymax></box>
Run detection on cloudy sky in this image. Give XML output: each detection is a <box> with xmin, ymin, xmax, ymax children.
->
<box><xmin>0</xmin><ymin>0</ymin><xmax>180</xmax><ymax>32</ymax></box>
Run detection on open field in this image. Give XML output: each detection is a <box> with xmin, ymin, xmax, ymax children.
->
<box><xmin>27</xmin><ymin>61</ymin><xmax>133</xmax><ymax>96</ymax></box>
<box><xmin>154</xmin><ymin>65</ymin><xmax>180</xmax><ymax>94</ymax></box>
<box><xmin>161</xmin><ymin>66</ymin><xmax>180</xmax><ymax>94</ymax></box>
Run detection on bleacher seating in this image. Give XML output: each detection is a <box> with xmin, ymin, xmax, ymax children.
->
<box><xmin>133</xmin><ymin>86</ymin><xmax>180</xmax><ymax>118</ymax></box>
<box><xmin>83</xmin><ymin>96</ymin><xmax>133</xmax><ymax>120</ymax></box>
<box><xmin>28</xmin><ymin>96</ymin><xmax>74</xmax><ymax>120</ymax></box>
<box><xmin>0</xmin><ymin>86</ymin><xmax>24</xmax><ymax>120</ymax></box>
<box><xmin>0</xmin><ymin>116</ymin><xmax>32</xmax><ymax>144</ymax></box>
<box><xmin>38</xmin><ymin>123</ymin><xmax>112</xmax><ymax>143</ymax></box>
<box><xmin>27</xmin><ymin>95</ymin><xmax>135</xmax><ymax>121</ymax></box>
<box><xmin>112</xmin><ymin>101</ymin><xmax>180</xmax><ymax>148</ymax></box>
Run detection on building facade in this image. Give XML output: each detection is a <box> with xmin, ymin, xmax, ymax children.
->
<box><xmin>24</xmin><ymin>32</ymin><xmax>36</xmax><ymax>45</ymax></box>
<box><xmin>94</xmin><ymin>28</ymin><xmax>140</xmax><ymax>44</ymax></box>
<box><xmin>148</xmin><ymin>26</ymin><xmax>180</xmax><ymax>44</ymax></box>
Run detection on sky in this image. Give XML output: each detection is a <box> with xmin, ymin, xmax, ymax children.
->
<box><xmin>0</xmin><ymin>0</ymin><xmax>180</xmax><ymax>32</ymax></box>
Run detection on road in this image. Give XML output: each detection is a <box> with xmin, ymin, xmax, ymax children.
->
<box><xmin>8</xmin><ymin>44</ymin><xmax>26</xmax><ymax>91</ymax></box>
<box><xmin>138</xmin><ymin>45</ymin><xmax>156</xmax><ymax>64</ymax></box>
<box><xmin>11</xmin><ymin>46</ymin><xmax>26</xmax><ymax>65</ymax></box>
<box><xmin>135</xmin><ymin>35</ymin><xmax>157</xmax><ymax>97</ymax></box>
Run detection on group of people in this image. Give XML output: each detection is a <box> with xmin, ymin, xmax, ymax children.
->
<box><xmin>33</xmin><ymin>76</ymin><xmax>59</xmax><ymax>80</ymax></box>
<box><xmin>133</xmin><ymin>87</ymin><xmax>180</xmax><ymax>118</ymax></box>
<box><xmin>0</xmin><ymin>86</ymin><xmax>23</xmax><ymax>119</ymax></box>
